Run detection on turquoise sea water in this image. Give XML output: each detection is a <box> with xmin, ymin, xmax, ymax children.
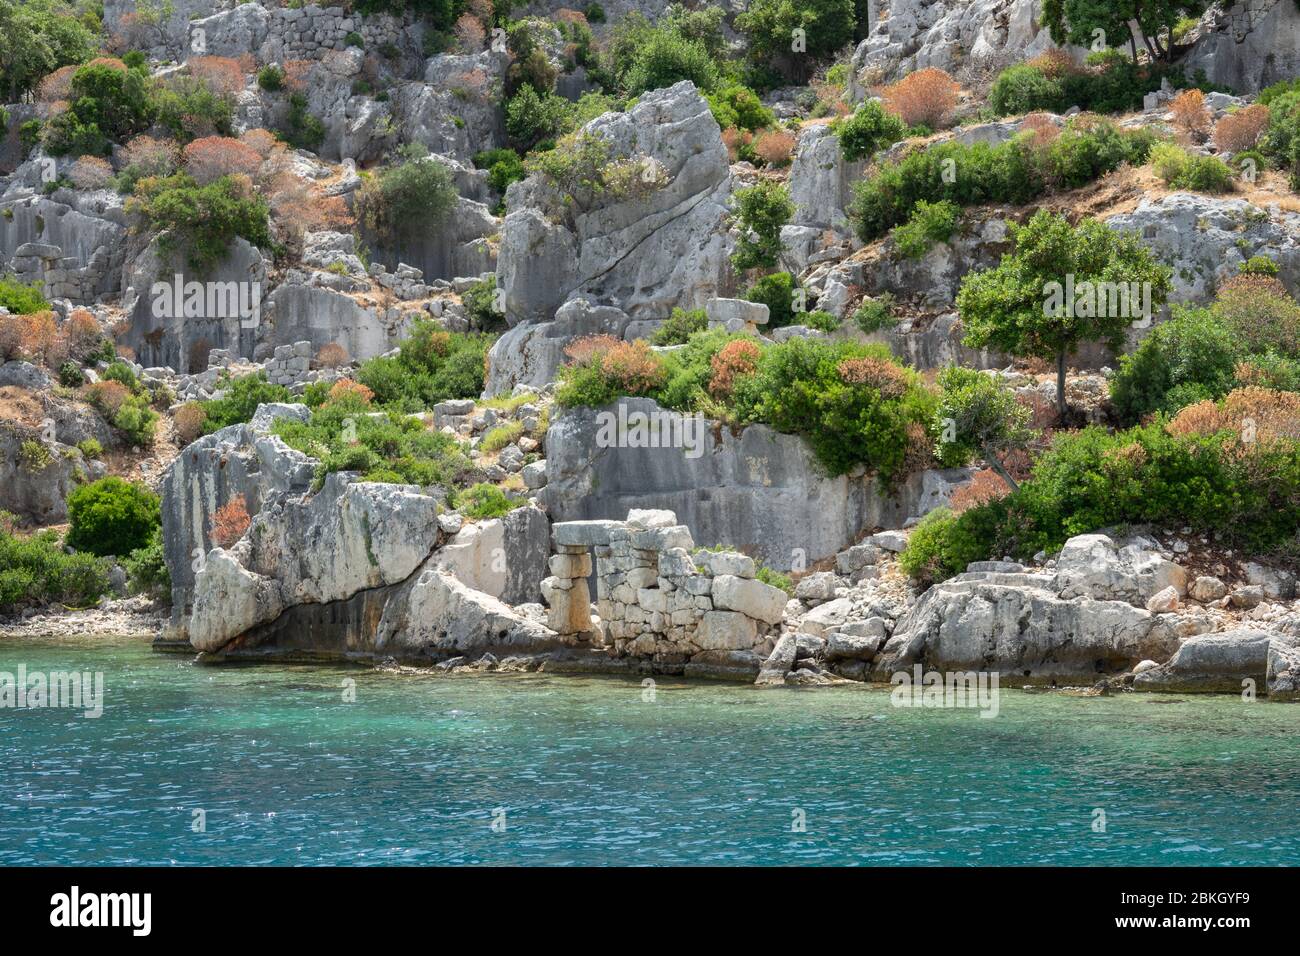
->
<box><xmin>1</xmin><ymin>635</ymin><xmax>1298</xmax><ymax>866</ymax></box>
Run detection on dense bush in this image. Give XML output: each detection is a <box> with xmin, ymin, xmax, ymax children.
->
<box><xmin>353</xmin><ymin>325</ymin><xmax>493</xmax><ymax>411</ymax></box>
<box><xmin>743</xmin><ymin>271</ymin><xmax>799</xmax><ymax>328</ymax></box>
<box><xmin>0</xmin><ymin>526</ymin><xmax>110</xmax><ymax>613</ymax></box>
<box><xmin>882</xmin><ymin>68</ymin><xmax>959</xmax><ymax>130</ymax></box>
<box><xmin>356</xmin><ymin>151</ymin><xmax>458</xmax><ymax>242</ymax></box>
<box><xmin>0</xmin><ymin>0</ymin><xmax>98</xmax><ymax>102</ymax></box>
<box><xmin>652</xmin><ymin>307</ymin><xmax>708</xmax><ymax>346</ymax></box>
<box><xmin>123</xmin><ymin>528</ymin><xmax>170</xmax><ymax>598</ymax></box>
<box><xmin>272</xmin><ymin>391</ymin><xmax>474</xmax><ymax>489</ymax></box>
<box><xmin>279</xmin><ymin>92</ymin><xmax>325</xmax><ymax>151</ymax></box>
<box><xmin>706</xmin><ymin>83</ymin><xmax>775</xmax><ymax>132</ymax></box>
<box><xmin>623</xmin><ymin>26</ymin><xmax>718</xmax><ymax>96</ymax></box>
<box><xmin>198</xmin><ymin>372</ymin><xmax>291</xmax><ymax>433</ymax></box>
<box><xmin>128</xmin><ymin>173</ymin><xmax>272</xmax><ymax>272</ymax></box>
<box><xmin>66</xmin><ymin>477</ymin><xmax>161</xmax><ymax>558</ymax></box>
<box><xmin>473</xmin><ymin>147</ymin><xmax>527</xmax><ymax>203</ymax></box>
<box><xmin>737</xmin><ymin>0</ymin><xmax>856</xmax><ymax>78</ymax></box>
<box><xmin>505</xmin><ymin>85</ymin><xmax>576</xmax><ymax>150</ymax></box>
<box><xmin>897</xmin><ymin>503</ymin><xmax>1007</xmax><ymax>585</ymax></box>
<box><xmin>835</xmin><ymin>99</ymin><xmax>908</xmax><ymax>162</ymax></box>
<box><xmin>44</xmin><ymin>59</ymin><xmax>154</xmax><ymax>156</ymax></box>
<box><xmin>1149</xmin><ymin>142</ymin><xmax>1234</xmax><ymax>192</ymax></box>
<box><xmin>150</xmin><ymin>75</ymin><xmax>235</xmax><ymax>143</ymax></box>
<box><xmin>0</xmin><ymin>275</ymin><xmax>49</xmax><ymax>314</ymax></box>
<box><xmin>731</xmin><ymin>181</ymin><xmax>793</xmax><ymax>271</ymax></box>
<box><xmin>988</xmin><ymin>54</ymin><xmax>1199</xmax><ymax>118</ymax></box>
<box><xmin>890</xmin><ymin>199</ymin><xmax>958</xmax><ymax>259</ymax></box>
<box><xmin>454</xmin><ymin>482</ymin><xmax>523</xmax><ymax>520</ymax></box>
<box><xmin>1110</xmin><ymin>308</ymin><xmax>1242</xmax><ymax>423</ymax></box>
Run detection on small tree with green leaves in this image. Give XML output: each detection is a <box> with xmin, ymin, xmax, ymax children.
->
<box><xmin>730</xmin><ymin>181</ymin><xmax>794</xmax><ymax>272</ymax></box>
<box><xmin>957</xmin><ymin>210</ymin><xmax>1172</xmax><ymax>416</ymax></box>
<box><xmin>934</xmin><ymin>366</ymin><xmax>1037</xmax><ymax>492</ymax></box>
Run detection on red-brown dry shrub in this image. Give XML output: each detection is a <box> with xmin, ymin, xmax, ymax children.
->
<box><xmin>239</xmin><ymin>128</ymin><xmax>278</xmax><ymax>158</ymax></box>
<box><xmin>36</xmin><ymin>65</ymin><xmax>77</xmax><ymax>103</ymax></box>
<box><xmin>563</xmin><ymin>334</ymin><xmax>622</xmax><ymax>364</ymax></box>
<box><xmin>283</xmin><ymin>60</ymin><xmax>314</xmax><ymax>92</ymax></box>
<box><xmin>1167</xmin><ymin>387</ymin><xmax>1300</xmax><ymax>446</ymax></box>
<box><xmin>64</xmin><ymin>310</ymin><xmax>103</xmax><ymax>362</ymax></box>
<box><xmin>122</xmin><ymin>135</ymin><xmax>179</xmax><ymax>178</ymax></box>
<box><xmin>83</xmin><ymin>380</ymin><xmax>131</xmax><ymax>416</ymax></box>
<box><xmin>836</xmin><ymin>356</ymin><xmax>910</xmax><ymax>398</ymax></box>
<box><xmin>882</xmin><ymin>68</ymin><xmax>959</xmax><ymax>129</ymax></box>
<box><xmin>1026</xmin><ymin>49</ymin><xmax>1076</xmax><ymax>79</ymax></box>
<box><xmin>949</xmin><ymin>468</ymin><xmax>1012</xmax><ymax>514</ymax></box>
<box><xmin>753</xmin><ymin>129</ymin><xmax>795</xmax><ymax>166</ymax></box>
<box><xmin>69</xmin><ymin>156</ymin><xmax>114</xmax><ymax>189</ymax></box>
<box><xmin>315</xmin><ymin>343</ymin><xmax>350</xmax><ymax>368</ymax></box>
<box><xmin>1213</xmin><ymin>103</ymin><xmax>1270</xmax><ymax>153</ymax></box>
<box><xmin>1170</xmin><ymin>89</ymin><xmax>1211</xmax><ymax>140</ymax></box>
<box><xmin>188</xmin><ymin>56</ymin><xmax>247</xmax><ymax>95</ymax></box>
<box><xmin>183</xmin><ymin>136</ymin><xmax>264</xmax><ymax>185</ymax></box>
<box><xmin>1020</xmin><ymin>112</ymin><xmax>1060</xmax><ymax>147</ymax></box>
<box><xmin>722</xmin><ymin>127</ymin><xmax>753</xmax><ymax>163</ymax></box>
<box><xmin>173</xmin><ymin>402</ymin><xmax>208</xmax><ymax>446</ymax></box>
<box><xmin>327</xmin><ymin>379</ymin><xmax>375</xmax><ymax>405</ymax></box>
<box><xmin>210</xmin><ymin>494</ymin><xmax>251</xmax><ymax>548</ymax></box>
<box><xmin>708</xmin><ymin>339</ymin><xmax>761</xmax><ymax>398</ymax></box>
<box><xmin>598</xmin><ymin>340</ymin><xmax>666</xmax><ymax>395</ymax></box>
<box><xmin>453</xmin><ymin>13</ymin><xmax>486</xmax><ymax>52</ymax></box>
<box><xmin>8</xmin><ymin>312</ymin><xmax>60</xmax><ymax>365</ymax></box>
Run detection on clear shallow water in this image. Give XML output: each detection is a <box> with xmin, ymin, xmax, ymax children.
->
<box><xmin>1</xmin><ymin>635</ymin><xmax>1298</xmax><ymax>866</ymax></box>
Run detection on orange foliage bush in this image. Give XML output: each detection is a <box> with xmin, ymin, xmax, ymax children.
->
<box><xmin>882</xmin><ymin>68</ymin><xmax>959</xmax><ymax>129</ymax></box>
<box><xmin>1213</xmin><ymin>104</ymin><xmax>1269</xmax><ymax>153</ymax></box>
<box><xmin>65</xmin><ymin>310</ymin><xmax>103</xmax><ymax>362</ymax></box>
<box><xmin>315</xmin><ymin>343</ymin><xmax>350</xmax><ymax>368</ymax></box>
<box><xmin>183</xmin><ymin>136</ymin><xmax>264</xmax><ymax>185</ymax></box>
<box><xmin>949</xmin><ymin>468</ymin><xmax>1012</xmax><ymax>513</ymax></box>
<box><xmin>210</xmin><ymin>494</ymin><xmax>252</xmax><ymax>549</ymax></box>
<box><xmin>173</xmin><ymin>402</ymin><xmax>208</xmax><ymax>446</ymax></box>
<box><xmin>69</xmin><ymin>156</ymin><xmax>114</xmax><ymax>189</ymax></box>
<box><xmin>1213</xmin><ymin>273</ymin><xmax>1300</xmax><ymax>356</ymax></box>
<box><xmin>36</xmin><ymin>65</ymin><xmax>77</xmax><ymax>103</ymax></box>
<box><xmin>722</xmin><ymin>127</ymin><xmax>753</xmax><ymax>163</ymax></box>
<box><xmin>283</xmin><ymin>60</ymin><xmax>314</xmax><ymax>92</ymax></box>
<box><xmin>708</xmin><ymin>339</ymin><xmax>761</xmax><ymax>398</ymax></box>
<box><xmin>122</xmin><ymin>135</ymin><xmax>179</xmax><ymax>177</ymax></box>
<box><xmin>1020</xmin><ymin>112</ymin><xmax>1061</xmax><ymax>147</ymax></box>
<box><xmin>753</xmin><ymin>129</ymin><xmax>795</xmax><ymax>166</ymax></box>
<box><xmin>563</xmin><ymin>334</ymin><xmax>622</xmax><ymax>364</ymax></box>
<box><xmin>327</xmin><ymin>379</ymin><xmax>375</xmax><ymax>405</ymax></box>
<box><xmin>836</xmin><ymin>356</ymin><xmax>910</xmax><ymax>398</ymax></box>
<box><xmin>1169</xmin><ymin>89</ymin><xmax>1211</xmax><ymax>139</ymax></box>
<box><xmin>239</xmin><ymin>128</ymin><xmax>279</xmax><ymax>158</ymax></box>
<box><xmin>1026</xmin><ymin>49</ymin><xmax>1076</xmax><ymax>79</ymax></box>
<box><xmin>598</xmin><ymin>340</ymin><xmax>666</xmax><ymax>395</ymax></box>
<box><xmin>1167</xmin><ymin>387</ymin><xmax>1300</xmax><ymax>445</ymax></box>
<box><xmin>188</xmin><ymin>56</ymin><xmax>248</xmax><ymax>95</ymax></box>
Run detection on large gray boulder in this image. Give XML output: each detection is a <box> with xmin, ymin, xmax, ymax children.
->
<box><xmin>497</xmin><ymin>81</ymin><xmax>733</xmax><ymax>324</ymax></box>
<box><xmin>1132</xmin><ymin>629</ymin><xmax>1279</xmax><ymax>695</ymax></box>
<box><xmin>786</xmin><ymin>123</ymin><xmax>865</xmax><ymax>234</ymax></box>
<box><xmin>546</xmin><ymin>398</ymin><xmax>972</xmax><ymax>570</ymax></box>
<box><xmin>1104</xmin><ymin>194</ymin><xmax>1300</xmax><ymax>306</ymax></box>
<box><xmin>1055</xmin><ymin>533</ymin><xmax>1188</xmax><ymax>607</ymax></box>
<box><xmin>0</xmin><ymin>426</ymin><xmax>89</xmax><ymax>525</ymax></box>
<box><xmin>391</xmin><ymin>51</ymin><xmax>509</xmax><ymax>163</ymax></box>
<box><xmin>874</xmin><ymin>569</ymin><xmax>1181</xmax><ymax>682</ymax></box>
<box><xmin>435</xmin><ymin>505</ymin><xmax>551</xmax><ymax>604</ymax></box>
<box><xmin>160</xmin><ymin>404</ymin><xmax>316</xmax><ymax>641</ymax></box>
<box><xmin>1182</xmin><ymin>3</ymin><xmax>1300</xmax><ymax>93</ymax></box>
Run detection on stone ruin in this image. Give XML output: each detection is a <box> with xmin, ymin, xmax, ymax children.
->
<box><xmin>543</xmin><ymin>510</ymin><xmax>789</xmax><ymax>675</ymax></box>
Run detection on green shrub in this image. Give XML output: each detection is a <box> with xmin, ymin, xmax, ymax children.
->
<box><xmin>835</xmin><ymin>99</ymin><xmax>909</xmax><ymax>162</ymax></box>
<box><xmin>19</xmin><ymin>440</ymin><xmax>51</xmax><ymax>470</ymax></box>
<box><xmin>891</xmin><ymin>199</ymin><xmax>959</xmax><ymax>259</ymax></box>
<box><xmin>802</xmin><ymin>310</ymin><xmax>841</xmax><ymax>332</ymax></box>
<box><xmin>110</xmin><ymin>394</ymin><xmax>158</xmax><ymax>447</ymax></box>
<box><xmin>480</xmin><ymin>420</ymin><xmax>524</xmax><ymax>453</ymax></box>
<box><xmin>1241</xmin><ymin>255</ymin><xmax>1280</xmax><ymax>276</ymax></box>
<box><xmin>354</xmin><ymin>328</ymin><xmax>492</xmax><ymax>411</ymax></box>
<box><xmin>272</xmin><ymin>397</ymin><xmax>474</xmax><ymax>489</ymax></box>
<box><xmin>744</xmin><ymin>271</ymin><xmax>799</xmax><ymax>328</ymax></box>
<box><xmin>257</xmin><ymin>65</ymin><xmax>284</xmax><ymax>91</ymax></box>
<box><xmin>504</xmin><ymin>85</ymin><xmax>576</xmax><ymax>150</ymax></box>
<box><xmin>455</xmin><ymin>482</ymin><xmax>521</xmax><ymax>520</ymax></box>
<box><xmin>124</xmin><ymin>528</ymin><xmax>170</xmax><ymax>597</ymax></box>
<box><xmin>58</xmin><ymin>361</ymin><xmax>86</xmax><ymax>387</ymax></box>
<box><xmin>128</xmin><ymin>173</ymin><xmax>271</xmax><ymax>272</ymax></box>
<box><xmin>756</xmin><ymin>564</ymin><xmax>793</xmax><ymax>594</ymax></box>
<box><xmin>585</xmin><ymin>3</ymin><xmax>606</xmax><ymax>22</ymax></box>
<box><xmin>0</xmin><ymin>527</ymin><xmax>111</xmax><ymax>613</ymax></box>
<box><xmin>731</xmin><ymin>180</ymin><xmax>794</xmax><ymax>271</ymax></box>
<box><xmin>43</xmin><ymin>60</ymin><xmax>153</xmax><ymax>156</ymax></box>
<box><xmin>989</xmin><ymin>64</ymin><xmax>1067</xmax><ymax>116</ymax></box>
<box><xmin>652</xmin><ymin>307</ymin><xmax>708</xmax><ymax>345</ymax></box>
<box><xmin>0</xmin><ymin>0</ymin><xmax>98</xmax><ymax>103</ymax></box>
<box><xmin>707</xmin><ymin>83</ymin><xmax>775</xmax><ymax>132</ymax></box>
<box><xmin>1149</xmin><ymin>142</ymin><xmax>1235</xmax><ymax>192</ymax></box>
<box><xmin>102</xmin><ymin>359</ymin><xmax>140</xmax><ymax>391</ymax></box>
<box><xmin>77</xmin><ymin>438</ymin><xmax>102</xmax><ymax>459</ymax></box>
<box><xmin>151</xmin><ymin>75</ymin><xmax>234</xmax><ymax>143</ymax></box>
<box><xmin>198</xmin><ymin>372</ymin><xmax>291</xmax><ymax>432</ymax></box>
<box><xmin>461</xmin><ymin>275</ymin><xmax>505</xmax><ymax>332</ymax></box>
<box><xmin>473</xmin><ymin>147</ymin><xmax>526</xmax><ymax>200</ymax></box>
<box><xmin>66</xmin><ymin>476</ymin><xmax>161</xmax><ymax>557</ymax></box>
<box><xmin>737</xmin><ymin>0</ymin><xmax>856</xmax><ymax>76</ymax></box>
<box><xmin>849</xmin><ymin>118</ymin><xmax>1151</xmax><ymax>241</ymax></box>
<box><xmin>356</xmin><ymin>152</ymin><xmax>458</xmax><ymax>243</ymax></box>
<box><xmin>0</xmin><ymin>274</ymin><xmax>50</xmax><ymax>314</ymax></box>
<box><xmin>898</xmin><ymin>504</ymin><xmax>1006</xmax><ymax>585</ymax></box>
<box><xmin>281</xmin><ymin>92</ymin><xmax>325</xmax><ymax>151</ymax></box>
<box><xmin>345</xmin><ymin>31</ymin><xmax>364</xmax><ymax>48</ymax></box>
<box><xmin>623</xmin><ymin>25</ymin><xmax>718</xmax><ymax>95</ymax></box>
<box><xmin>852</xmin><ymin>294</ymin><xmax>895</xmax><ymax>334</ymax></box>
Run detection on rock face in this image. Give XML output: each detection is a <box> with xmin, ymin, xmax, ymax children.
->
<box><xmin>484</xmin><ymin>298</ymin><xmax>633</xmax><ymax>397</ymax></box>
<box><xmin>0</xmin><ymin>192</ymin><xmax>128</xmax><ymax>303</ymax></box>
<box><xmin>496</xmin><ymin>82</ymin><xmax>733</xmax><ymax>325</ymax></box>
<box><xmin>435</xmin><ymin>505</ymin><xmax>551</xmax><ymax>605</ymax></box>
<box><xmin>850</xmin><ymin>0</ymin><xmax>1072</xmax><ymax>91</ymax></box>
<box><xmin>1182</xmin><ymin>2</ymin><xmax>1300</xmax><ymax>93</ymax></box>
<box><xmin>786</xmin><ymin>123</ymin><xmax>865</xmax><ymax>235</ymax></box>
<box><xmin>1132</xmin><ymin>629</ymin><xmax>1281</xmax><ymax>694</ymax></box>
<box><xmin>875</xmin><ymin>568</ymin><xmax>1180</xmax><ymax>682</ymax></box>
<box><xmin>0</xmin><ymin>425</ymin><xmax>91</xmax><ymax>525</ymax></box>
<box><xmin>546</xmin><ymin>398</ymin><xmax>972</xmax><ymax>570</ymax></box>
<box><xmin>1104</xmin><ymin>194</ymin><xmax>1300</xmax><ymax>306</ymax></box>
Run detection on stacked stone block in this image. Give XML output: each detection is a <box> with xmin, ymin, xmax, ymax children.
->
<box><xmin>545</xmin><ymin>510</ymin><xmax>789</xmax><ymax>671</ymax></box>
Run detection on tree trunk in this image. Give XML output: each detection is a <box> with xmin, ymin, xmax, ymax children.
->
<box><xmin>1127</xmin><ymin>29</ymin><xmax>1139</xmax><ymax>63</ymax></box>
<box><xmin>1056</xmin><ymin>350</ymin><xmax>1068</xmax><ymax>418</ymax></box>
<box><xmin>982</xmin><ymin>445</ymin><xmax>1020</xmax><ymax>494</ymax></box>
